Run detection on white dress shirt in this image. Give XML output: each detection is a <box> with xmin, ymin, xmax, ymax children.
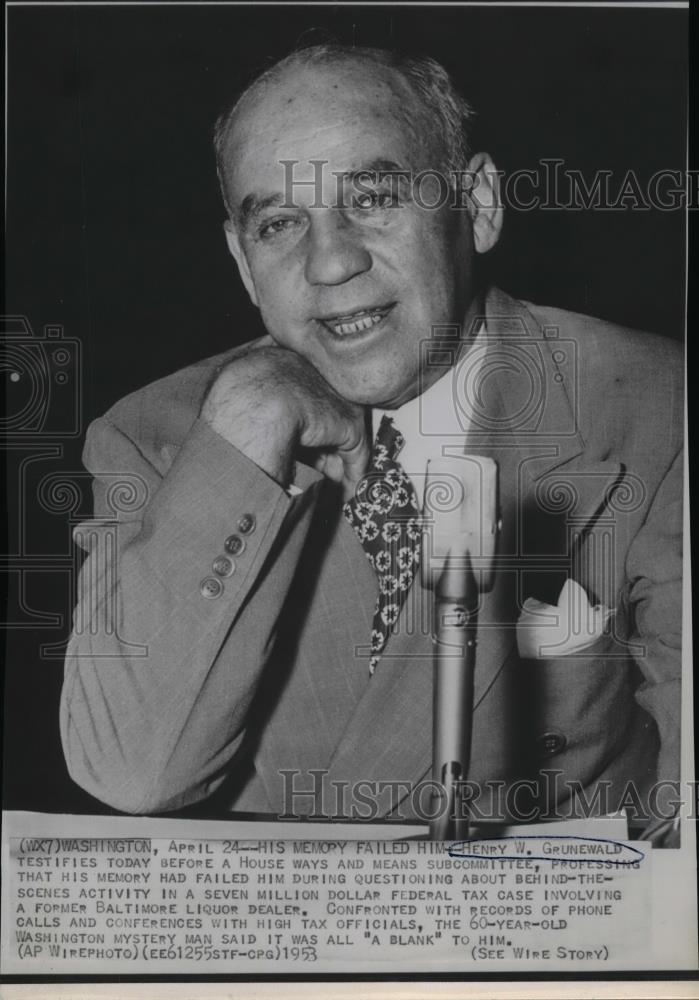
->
<box><xmin>372</xmin><ymin>325</ymin><xmax>485</xmax><ymax>508</ymax></box>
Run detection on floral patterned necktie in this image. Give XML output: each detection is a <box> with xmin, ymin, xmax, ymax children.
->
<box><xmin>342</xmin><ymin>415</ymin><xmax>422</xmax><ymax>674</ymax></box>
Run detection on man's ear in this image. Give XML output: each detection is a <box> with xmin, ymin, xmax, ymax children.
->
<box><xmin>224</xmin><ymin>220</ymin><xmax>259</xmax><ymax>307</ymax></box>
<box><xmin>465</xmin><ymin>152</ymin><xmax>504</xmax><ymax>255</ymax></box>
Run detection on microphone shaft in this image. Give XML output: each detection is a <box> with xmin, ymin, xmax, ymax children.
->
<box><xmin>430</xmin><ymin>559</ymin><xmax>478</xmax><ymax>841</ymax></box>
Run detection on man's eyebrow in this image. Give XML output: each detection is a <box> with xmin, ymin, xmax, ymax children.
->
<box><xmin>238</xmin><ymin>193</ymin><xmax>287</xmax><ymax>229</ymax></box>
<box><xmin>337</xmin><ymin>159</ymin><xmax>407</xmax><ymax>183</ymax></box>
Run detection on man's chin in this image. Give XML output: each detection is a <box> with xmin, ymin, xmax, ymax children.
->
<box><xmin>320</xmin><ymin>368</ymin><xmax>416</xmax><ymax>409</ymax></box>
<box><xmin>332</xmin><ymin>384</ymin><xmax>409</xmax><ymax>410</ymax></box>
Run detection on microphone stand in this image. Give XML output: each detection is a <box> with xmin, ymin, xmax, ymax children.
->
<box><xmin>430</xmin><ymin>553</ymin><xmax>479</xmax><ymax>841</ymax></box>
<box><xmin>421</xmin><ymin>454</ymin><xmax>498</xmax><ymax>842</ymax></box>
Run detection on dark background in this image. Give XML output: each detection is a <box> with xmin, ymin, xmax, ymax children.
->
<box><xmin>4</xmin><ymin>4</ymin><xmax>688</xmax><ymax>813</ymax></box>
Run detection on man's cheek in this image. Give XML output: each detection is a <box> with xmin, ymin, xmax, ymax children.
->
<box><xmin>257</xmin><ymin>306</ymin><xmax>289</xmax><ymax>345</ymax></box>
<box><xmin>262</xmin><ymin>312</ymin><xmax>308</xmax><ymax>356</ymax></box>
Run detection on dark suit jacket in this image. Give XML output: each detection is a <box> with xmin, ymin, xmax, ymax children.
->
<box><xmin>60</xmin><ymin>287</ymin><xmax>683</xmax><ymax>819</ymax></box>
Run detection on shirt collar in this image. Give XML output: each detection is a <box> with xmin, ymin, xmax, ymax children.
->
<box><xmin>372</xmin><ymin>323</ymin><xmax>485</xmax><ymax>441</ymax></box>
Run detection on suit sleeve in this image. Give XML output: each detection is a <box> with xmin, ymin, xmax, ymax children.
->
<box><xmin>625</xmin><ymin>446</ymin><xmax>684</xmax><ymax>785</ymax></box>
<box><xmin>60</xmin><ymin>415</ymin><xmax>322</xmax><ymax>813</ymax></box>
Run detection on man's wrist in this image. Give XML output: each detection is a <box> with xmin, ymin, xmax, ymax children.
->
<box><xmin>201</xmin><ymin>397</ymin><xmax>297</xmax><ymax>487</ymax></box>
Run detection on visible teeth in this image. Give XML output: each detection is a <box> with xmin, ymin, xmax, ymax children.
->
<box><xmin>328</xmin><ymin>311</ymin><xmax>384</xmax><ymax>335</ymax></box>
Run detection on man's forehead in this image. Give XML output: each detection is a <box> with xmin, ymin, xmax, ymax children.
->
<box><xmin>221</xmin><ymin>60</ymin><xmax>433</xmax><ymax>200</ymax></box>
<box><xmin>239</xmin><ymin>58</ymin><xmax>411</xmax><ymax>122</ymax></box>
<box><xmin>238</xmin><ymin>72</ymin><xmax>411</xmax><ymax>145</ymax></box>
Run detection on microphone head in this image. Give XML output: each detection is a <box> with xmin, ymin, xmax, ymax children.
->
<box><xmin>421</xmin><ymin>456</ymin><xmax>499</xmax><ymax>593</ymax></box>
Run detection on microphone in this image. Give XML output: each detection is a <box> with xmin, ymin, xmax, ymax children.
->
<box><xmin>421</xmin><ymin>456</ymin><xmax>499</xmax><ymax>840</ymax></box>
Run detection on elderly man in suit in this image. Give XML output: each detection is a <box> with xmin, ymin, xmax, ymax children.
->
<box><xmin>60</xmin><ymin>45</ymin><xmax>683</xmax><ymax>823</ymax></box>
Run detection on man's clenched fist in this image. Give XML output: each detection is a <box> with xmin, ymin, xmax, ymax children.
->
<box><xmin>201</xmin><ymin>343</ymin><xmax>371</xmax><ymax>497</ymax></box>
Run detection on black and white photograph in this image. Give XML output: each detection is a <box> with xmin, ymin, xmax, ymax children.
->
<box><xmin>2</xmin><ymin>0</ymin><xmax>695</xmax><ymax>990</ymax></box>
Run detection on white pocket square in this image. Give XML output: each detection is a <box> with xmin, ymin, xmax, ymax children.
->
<box><xmin>516</xmin><ymin>579</ymin><xmax>614</xmax><ymax>659</ymax></box>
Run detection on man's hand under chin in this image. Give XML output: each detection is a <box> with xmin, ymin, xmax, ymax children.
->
<box><xmin>201</xmin><ymin>343</ymin><xmax>371</xmax><ymax>499</ymax></box>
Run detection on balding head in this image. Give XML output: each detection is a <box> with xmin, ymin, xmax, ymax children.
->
<box><xmin>214</xmin><ymin>45</ymin><xmax>475</xmax><ymax>218</ymax></box>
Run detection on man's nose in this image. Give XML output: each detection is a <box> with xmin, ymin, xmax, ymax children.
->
<box><xmin>304</xmin><ymin>212</ymin><xmax>372</xmax><ymax>286</ymax></box>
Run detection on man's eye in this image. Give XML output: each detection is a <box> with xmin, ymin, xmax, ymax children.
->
<box><xmin>258</xmin><ymin>217</ymin><xmax>298</xmax><ymax>239</ymax></box>
<box><xmin>353</xmin><ymin>189</ymin><xmax>394</xmax><ymax>210</ymax></box>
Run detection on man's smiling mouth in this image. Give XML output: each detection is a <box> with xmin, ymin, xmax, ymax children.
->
<box><xmin>319</xmin><ymin>303</ymin><xmax>395</xmax><ymax>337</ymax></box>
